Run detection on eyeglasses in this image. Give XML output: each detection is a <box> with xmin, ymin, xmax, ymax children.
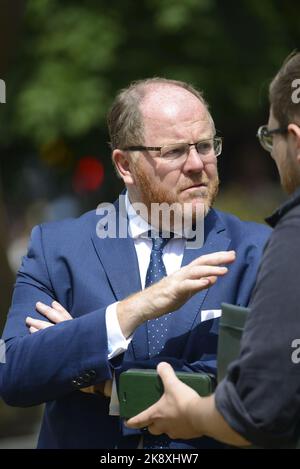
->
<box><xmin>257</xmin><ymin>125</ymin><xmax>288</xmax><ymax>152</ymax></box>
<box><xmin>122</xmin><ymin>137</ymin><xmax>222</xmax><ymax>163</ymax></box>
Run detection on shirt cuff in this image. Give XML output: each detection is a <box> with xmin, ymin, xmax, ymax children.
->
<box><xmin>105</xmin><ymin>302</ymin><xmax>132</xmax><ymax>360</ymax></box>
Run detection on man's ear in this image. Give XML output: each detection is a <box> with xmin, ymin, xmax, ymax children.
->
<box><xmin>288</xmin><ymin>123</ymin><xmax>300</xmax><ymax>162</ymax></box>
<box><xmin>112</xmin><ymin>149</ymin><xmax>136</xmax><ymax>185</ymax></box>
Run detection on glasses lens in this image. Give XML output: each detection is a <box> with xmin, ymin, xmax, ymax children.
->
<box><xmin>258</xmin><ymin>126</ymin><xmax>272</xmax><ymax>152</ymax></box>
<box><xmin>196</xmin><ymin>138</ymin><xmax>222</xmax><ymax>158</ymax></box>
<box><xmin>213</xmin><ymin>137</ymin><xmax>222</xmax><ymax>157</ymax></box>
<box><xmin>196</xmin><ymin>140</ymin><xmax>214</xmax><ymax>155</ymax></box>
<box><xmin>161</xmin><ymin>144</ymin><xmax>188</xmax><ymax>160</ymax></box>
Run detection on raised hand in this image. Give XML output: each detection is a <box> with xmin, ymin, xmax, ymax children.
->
<box><xmin>118</xmin><ymin>250</ymin><xmax>236</xmax><ymax>338</ymax></box>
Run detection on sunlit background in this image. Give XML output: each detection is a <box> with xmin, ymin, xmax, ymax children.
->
<box><xmin>0</xmin><ymin>0</ymin><xmax>299</xmax><ymax>447</ymax></box>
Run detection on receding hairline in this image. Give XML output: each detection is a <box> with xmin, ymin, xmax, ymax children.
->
<box><xmin>107</xmin><ymin>77</ymin><xmax>215</xmax><ymax>152</ymax></box>
<box><xmin>136</xmin><ymin>80</ymin><xmax>207</xmax><ymax>108</ymax></box>
<box><xmin>136</xmin><ymin>81</ymin><xmax>215</xmax><ymax>131</ymax></box>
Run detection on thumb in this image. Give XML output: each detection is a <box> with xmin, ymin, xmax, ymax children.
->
<box><xmin>157</xmin><ymin>362</ymin><xmax>180</xmax><ymax>391</ymax></box>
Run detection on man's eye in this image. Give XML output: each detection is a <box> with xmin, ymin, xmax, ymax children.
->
<box><xmin>197</xmin><ymin>142</ymin><xmax>212</xmax><ymax>154</ymax></box>
<box><xmin>162</xmin><ymin>146</ymin><xmax>186</xmax><ymax>159</ymax></box>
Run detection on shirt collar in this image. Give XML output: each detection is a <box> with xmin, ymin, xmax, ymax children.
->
<box><xmin>265</xmin><ymin>186</ymin><xmax>300</xmax><ymax>228</ymax></box>
<box><xmin>125</xmin><ymin>192</ymin><xmax>153</xmax><ymax>239</ymax></box>
<box><xmin>125</xmin><ymin>192</ymin><xmax>187</xmax><ymax>239</ymax></box>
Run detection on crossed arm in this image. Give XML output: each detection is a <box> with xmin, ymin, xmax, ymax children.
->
<box><xmin>26</xmin><ymin>301</ymin><xmax>112</xmax><ymax>397</ymax></box>
<box><xmin>24</xmin><ymin>249</ymin><xmax>249</xmax><ymax>444</ymax></box>
<box><xmin>25</xmin><ymin>250</ymin><xmax>235</xmax><ymax>398</ymax></box>
<box><xmin>26</xmin><ymin>299</ymin><xmax>250</xmax><ymax>445</ymax></box>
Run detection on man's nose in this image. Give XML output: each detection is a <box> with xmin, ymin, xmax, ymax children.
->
<box><xmin>183</xmin><ymin>144</ymin><xmax>204</xmax><ymax>172</ymax></box>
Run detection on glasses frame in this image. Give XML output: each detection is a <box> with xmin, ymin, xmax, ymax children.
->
<box><xmin>121</xmin><ymin>137</ymin><xmax>222</xmax><ymax>161</ymax></box>
<box><xmin>257</xmin><ymin>125</ymin><xmax>288</xmax><ymax>152</ymax></box>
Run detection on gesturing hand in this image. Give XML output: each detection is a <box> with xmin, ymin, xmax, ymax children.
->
<box><xmin>118</xmin><ymin>250</ymin><xmax>236</xmax><ymax>338</ymax></box>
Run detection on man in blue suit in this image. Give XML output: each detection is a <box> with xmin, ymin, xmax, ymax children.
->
<box><xmin>0</xmin><ymin>78</ymin><xmax>270</xmax><ymax>449</ymax></box>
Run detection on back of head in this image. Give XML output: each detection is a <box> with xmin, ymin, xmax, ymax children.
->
<box><xmin>107</xmin><ymin>77</ymin><xmax>211</xmax><ymax>151</ymax></box>
<box><xmin>270</xmin><ymin>51</ymin><xmax>300</xmax><ymax>127</ymax></box>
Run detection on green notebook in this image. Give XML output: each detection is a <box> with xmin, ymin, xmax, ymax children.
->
<box><xmin>119</xmin><ymin>303</ymin><xmax>250</xmax><ymax>421</ymax></box>
<box><xmin>217</xmin><ymin>302</ymin><xmax>250</xmax><ymax>383</ymax></box>
<box><xmin>119</xmin><ymin>369</ymin><xmax>215</xmax><ymax>419</ymax></box>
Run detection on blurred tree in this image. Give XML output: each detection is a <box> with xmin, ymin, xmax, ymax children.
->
<box><xmin>0</xmin><ymin>183</ymin><xmax>15</xmax><ymax>334</ymax></box>
<box><xmin>1</xmin><ymin>0</ymin><xmax>300</xmax><ymax>146</ymax></box>
<box><xmin>0</xmin><ymin>0</ymin><xmax>25</xmax><ymax>332</ymax></box>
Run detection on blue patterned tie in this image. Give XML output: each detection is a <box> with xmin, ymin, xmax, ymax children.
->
<box><xmin>144</xmin><ymin>236</ymin><xmax>172</xmax><ymax>449</ymax></box>
<box><xmin>145</xmin><ymin>236</ymin><xmax>171</xmax><ymax>357</ymax></box>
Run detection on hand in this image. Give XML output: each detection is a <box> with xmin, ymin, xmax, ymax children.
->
<box><xmin>126</xmin><ymin>362</ymin><xmax>203</xmax><ymax>439</ymax></box>
<box><xmin>147</xmin><ymin>250</ymin><xmax>236</xmax><ymax>316</ymax></box>
<box><xmin>26</xmin><ymin>301</ymin><xmax>72</xmax><ymax>332</ymax></box>
<box><xmin>118</xmin><ymin>250</ymin><xmax>236</xmax><ymax>338</ymax></box>
<box><xmin>26</xmin><ymin>301</ymin><xmax>112</xmax><ymax>397</ymax></box>
<box><xmin>126</xmin><ymin>362</ymin><xmax>250</xmax><ymax>446</ymax></box>
<box><xmin>80</xmin><ymin>380</ymin><xmax>113</xmax><ymax>398</ymax></box>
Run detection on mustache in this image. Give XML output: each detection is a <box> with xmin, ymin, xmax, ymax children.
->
<box><xmin>181</xmin><ymin>180</ymin><xmax>209</xmax><ymax>190</ymax></box>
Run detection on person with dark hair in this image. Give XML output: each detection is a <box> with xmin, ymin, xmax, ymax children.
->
<box><xmin>127</xmin><ymin>53</ymin><xmax>300</xmax><ymax>449</ymax></box>
<box><xmin>0</xmin><ymin>78</ymin><xmax>270</xmax><ymax>449</ymax></box>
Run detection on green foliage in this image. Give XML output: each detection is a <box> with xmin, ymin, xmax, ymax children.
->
<box><xmin>1</xmin><ymin>0</ymin><xmax>300</xmax><ymax>145</ymax></box>
<box><xmin>3</xmin><ymin>0</ymin><xmax>124</xmax><ymax>143</ymax></box>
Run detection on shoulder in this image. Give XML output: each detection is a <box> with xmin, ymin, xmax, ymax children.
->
<box><xmin>29</xmin><ymin>210</ymin><xmax>100</xmax><ymax>255</ymax></box>
<box><xmin>268</xmin><ymin>203</ymin><xmax>300</xmax><ymax>251</ymax></box>
<box><xmin>214</xmin><ymin>209</ymin><xmax>272</xmax><ymax>246</ymax></box>
<box><xmin>277</xmin><ymin>202</ymin><xmax>300</xmax><ymax>227</ymax></box>
<box><xmin>39</xmin><ymin>209</ymin><xmax>98</xmax><ymax>238</ymax></box>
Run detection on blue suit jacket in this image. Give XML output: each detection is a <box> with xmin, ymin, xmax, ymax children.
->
<box><xmin>0</xmin><ymin>200</ymin><xmax>271</xmax><ymax>448</ymax></box>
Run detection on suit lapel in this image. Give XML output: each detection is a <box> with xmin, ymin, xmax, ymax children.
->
<box><xmin>166</xmin><ymin>209</ymin><xmax>231</xmax><ymax>346</ymax></box>
<box><xmin>91</xmin><ymin>196</ymin><xmax>141</xmax><ymax>300</ymax></box>
<box><xmin>91</xmin><ymin>235</ymin><xmax>141</xmax><ymax>299</ymax></box>
<box><xmin>91</xmin><ymin>195</ymin><xmax>148</xmax><ymax>359</ymax></box>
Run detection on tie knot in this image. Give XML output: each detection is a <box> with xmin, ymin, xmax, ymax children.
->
<box><xmin>151</xmin><ymin>236</ymin><xmax>171</xmax><ymax>252</ymax></box>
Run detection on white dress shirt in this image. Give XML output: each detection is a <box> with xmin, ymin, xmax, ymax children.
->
<box><xmin>105</xmin><ymin>193</ymin><xmax>186</xmax><ymax>417</ymax></box>
<box><xmin>105</xmin><ymin>192</ymin><xmax>186</xmax><ymax>360</ymax></box>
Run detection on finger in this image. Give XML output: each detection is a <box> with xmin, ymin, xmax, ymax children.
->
<box><xmin>36</xmin><ymin>302</ymin><xmax>69</xmax><ymax>324</ymax></box>
<box><xmin>192</xmin><ymin>250</ymin><xmax>236</xmax><ymax>267</ymax></box>
<box><xmin>188</xmin><ymin>265</ymin><xmax>228</xmax><ymax>279</ymax></box>
<box><xmin>29</xmin><ymin>326</ymin><xmax>39</xmax><ymax>334</ymax></box>
<box><xmin>80</xmin><ymin>383</ymin><xmax>105</xmax><ymax>395</ymax></box>
<box><xmin>103</xmin><ymin>380</ymin><xmax>113</xmax><ymax>397</ymax></box>
<box><xmin>126</xmin><ymin>402</ymin><xmax>160</xmax><ymax>429</ymax></box>
<box><xmin>80</xmin><ymin>386</ymin><xmax>95</xmax><ymax>394</ymax></box>
<box><xmin>203</xmin><ymin>275</ymin><xmax>218</xmax><ymax>285</ymax></box>
<box><xmin>51</xmin><ymin>301</ymin><xmax>72</xmax><ymax>320</ymax></box>
<box><xmin>147</xmin><ymin>422</ymin><xmax>164</xmax><ymax>436</ymax></box>
<box><xmin>156</xmin><ymin>362</ymin><xmax>180</xmax><ymax>390</ymax></box>
<box><xmin>184</xmin><ymin>276</ymin><xmax>218</xmax><ymax>291</ymax></box>
<box><xmin>26</xmin><ymin>316</ymin><xmax>53</xmax><ymax>330</ymax></box>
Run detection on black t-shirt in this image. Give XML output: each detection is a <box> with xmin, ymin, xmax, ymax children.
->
<box><xmin>215</xmin><ymin>188</ymin><xmax>300</xmax><ymax>448</ymax></box>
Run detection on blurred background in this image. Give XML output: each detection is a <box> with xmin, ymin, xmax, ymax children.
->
<box><xmin>0</xmin><ymin>0</ymin><xmax>299</xmax><ymax>448</ymax></box>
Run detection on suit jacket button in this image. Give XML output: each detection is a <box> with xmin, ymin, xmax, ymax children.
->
<box><xmin>82</xmin><ymin>373</ymin><xmax>91</xmax><ymax>384</ymax></box>
<box><xmin>71</xmin><ymin>379</ymin><xmax>79</xmax><ymax>388</ymax></box>
<box><xmin>76</xmin><ymin>376</ymin><xmax>84</xmax><ymax>386</ymax></box>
